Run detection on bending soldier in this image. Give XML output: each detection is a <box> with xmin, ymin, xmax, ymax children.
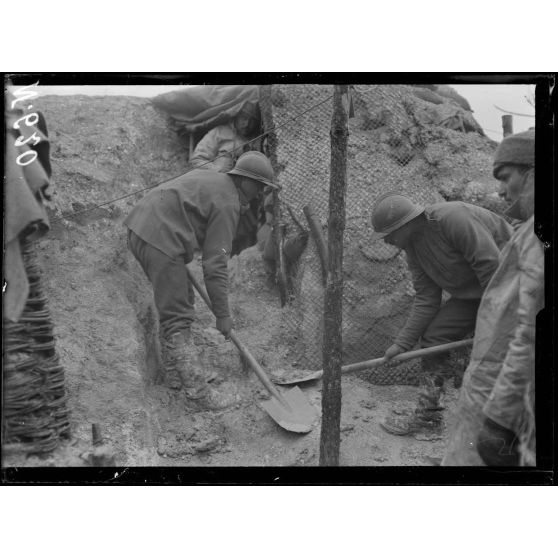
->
<box><xmin>124</xmin><ymin>151</ymin><xmax>278</xmax><ymax>410</ymax></box>
<box><xmin>370</xmin><ymin>193</ymin><xmax>513</xmax><ymax>436</ymax></box>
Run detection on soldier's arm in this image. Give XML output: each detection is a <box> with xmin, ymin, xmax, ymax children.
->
<box><xmin>201</xmin><ymin>202</ymin><xmax>239</xmax><ymax>319</ymax></box>
<box><xmin>189</xmin><ymin>128</ymin><xmax>223</xmax><ymax>171</ymax></box>
<box><xmin>394</xmin><ymin>255</ymin><xmax>442</xmax><ymax>351</ymax></box>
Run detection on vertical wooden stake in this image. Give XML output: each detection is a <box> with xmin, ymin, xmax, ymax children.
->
<box><xmin>259</xmin><ymin>85</ymin><xmax>288</xmax><ymax>306</ymax></box>
<box><xmin>275</xmin><ymin>221</ymin><xmax>288</xmax><ymax>306</ymax></box>
<box><xmin>502</xmin><ymin>114</ymin><xmax>514</xmax><ymax>137</ymax></box>
<box><xmin>319</xmin><ymin>84</ymin><xmax>349</xmax><ymax>466</ymax></box>
<box><xmin>303</xmin><ymin>204</ymin><xmax>329</xmax><ymax>287</ymax></box>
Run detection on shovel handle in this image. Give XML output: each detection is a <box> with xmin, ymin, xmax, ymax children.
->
<box><xmin>340</xmin><ymin>338</ymin><xmax>474</xmax><ymax>375</ymax></box>
<box><xmin>186</xmin><ymin>267</ymin><xmax>288</xmax><ymax>404</ymax></box>
<box><xmin>228</xmin><ymin>331</ymin><xmax>287</xmax><ymax>401</ymax></box>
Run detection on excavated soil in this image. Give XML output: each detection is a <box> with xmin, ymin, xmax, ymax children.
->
<box><xmin>2</xmin><ymin>92</ymin><xmax>478</xmax><ymax>469</ymax></box>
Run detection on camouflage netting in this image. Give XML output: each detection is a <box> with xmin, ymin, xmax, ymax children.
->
<box><xmin>262</xmin><ymin>84</ymin><xmax>509</xmax><ymax>382</ymax></box>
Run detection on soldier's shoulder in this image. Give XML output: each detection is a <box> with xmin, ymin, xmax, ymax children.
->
<box><xmin>428</xmin><ymin>201</ymin><xmax>468</xmax><ymax>219</ymax></box>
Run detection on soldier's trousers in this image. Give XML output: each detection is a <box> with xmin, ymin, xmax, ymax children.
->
<box><xmin>413</xmin><ymin>298</ymin><xmax>480</xmax><ymax>416</ymax></box>
<box><xmin>127</xmin><ymin>229</ymin><xmax>195</xmax><ymax>338</ymax></box>
<box><xmin>419</xmin><ymin>297</ymin><xmax>480</xmax><ymax>386</ymax></box>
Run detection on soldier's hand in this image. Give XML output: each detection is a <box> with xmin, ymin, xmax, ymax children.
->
<box><xmin>383</xmin><ymin>344</ymin><xmax>405</xmax><ymax>366</ymax></box>
<box><xmin>219</xmin><ymin>155</ymin><xmax>235</xmax><ymax>173</ymax></box>
<box><xmin>216</xmin><ymin>316</ymin><xmax>233</xmax><ymax>339</ymax></box>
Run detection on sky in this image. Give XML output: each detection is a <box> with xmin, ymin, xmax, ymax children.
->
<box><xmin>10</xmin><ymin>82</ymin><xmax>536</xmax><ymax>143</ymax></box>
<box><xmin>452</xmin><ymin>84</ymin><xmax>535</xmax><ymax>141</ymax></box>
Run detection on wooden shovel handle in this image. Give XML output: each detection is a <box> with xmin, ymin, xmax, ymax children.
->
<box><xmin>340</xmin><ymin>338</ymin><xmax>474</xmax><ymax>375</ymax></box>
<box><xmin>185</xmin><ymin>267</ymin><xmax>287</xmax><ymax>403</ymax></box>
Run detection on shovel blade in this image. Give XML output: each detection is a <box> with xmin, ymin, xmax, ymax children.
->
<box><xmin>260</xmin><ymin>386</ymin><xmax>317</xmax><ymax>433</ymax></box>
<box><xmin>272</xmin><ymin>370</ymin><xmax>323</xmax><ymax>386</ymax></box>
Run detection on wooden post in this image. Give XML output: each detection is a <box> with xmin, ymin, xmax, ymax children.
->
<box><xmin>319</xmin><ymin>84</ymin><xmax>349</xmax><ymax>467</ymax></box>
<box><xmin>276</xmin><ymin>221</ymin><xmax>288</xmax><ymax>306</ymax></box>
<box><xmin>303</xmin><ymin>204</ymin><xmax>329</xmax><ymax>286</ymax></box>
<box><xmin>259</xmin><ymin>85</ymin><xmax>288</xmax><ymax>306</ymax></box>
<box><xmin>502</xmin><ymin>115</ymin><xmax>514</xmax><ymax>137</ymax></box>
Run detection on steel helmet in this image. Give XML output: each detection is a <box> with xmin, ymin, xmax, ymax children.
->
<box><xmin>370</xmin><ymin>192</ymin><xmax>425</xmax><ymax>241</ymax></box>
<box><xmin>227</xmin><ymin>151</ymin><xmax>279</xmax><ymax>190</ymax></box>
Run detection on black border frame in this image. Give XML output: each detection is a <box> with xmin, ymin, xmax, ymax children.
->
<box><xmin>2</xmin><ymin>72</ymin><xmax>556</xmax><ymax>485</ymax></box>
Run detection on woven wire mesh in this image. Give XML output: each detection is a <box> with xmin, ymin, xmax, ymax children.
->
<box><xmin>265</xmin><ymin>84</ymin><xmax>499</xmax><ymax>383</ymax></box>
<box><xmin>2</xmin><ymin>238</ymin><xmax>71</xmax><ymax>454</ymax></box>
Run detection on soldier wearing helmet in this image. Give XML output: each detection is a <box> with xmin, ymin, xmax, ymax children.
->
<box><xmin>370</xmin><ymin>192</ymin><xmax>513</xmax><ymax>436</ymax></box>
<box><xmin>189</xmin><ymin>101</ymin><xmax>262</xmax><ymax>173</ymax></box>
<box><xmin>124</xmin><ymin>151</ymin><xmax>277</xmax><ymax>411</ymax></box>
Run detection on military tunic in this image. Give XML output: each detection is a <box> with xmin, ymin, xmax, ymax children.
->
<box><xmin>124</xmin><ymin>169</ymin><xmax>241</xmax><ymax>327</ymax></box>
<box><xmin>395</xmin><ymin>201</ymin><xmax>513</xmax><ymax>351</ymax></box>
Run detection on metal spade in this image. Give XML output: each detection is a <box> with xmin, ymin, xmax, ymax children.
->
<box><xmin>187</xmin><ymin>267</ymin><xmax>317</xmax><ymax>434</ymax></box>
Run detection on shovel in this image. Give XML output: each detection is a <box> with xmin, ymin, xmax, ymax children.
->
<box><xmin>272</xmin><ymin>339</ymin><xmax>474</xmax><ymax>385</ymax></box>
<box><xmin>186</xmin><ymin>267</ymin><xmax>317</xmax><ymax>434</ymax></box>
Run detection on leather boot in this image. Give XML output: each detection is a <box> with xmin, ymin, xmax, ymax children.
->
<box><xmin>160</xmin><ymin>330</ymin><xmax>193</xmax><ymax>390</ymax></box>
<box><xmin>161</xmin><ymin>330</ymin><xmax>240</xmax><ymax>410</ymax></box>
<box><xmin>380</xmin><ymin>376</ymin><xmax>444</xmax><ymax>436</ymax></box>
<box><xmin>160</xmin><ymin>329</ymin><xmax>210</xmax><ymax>394</ymax></box>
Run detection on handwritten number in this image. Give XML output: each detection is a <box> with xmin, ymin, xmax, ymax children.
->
<box><xmin>16</xmin><ymin>150</ymin><xmax>38</xmax><ymax>166</ymax></box>
<box><xmin>10</xmin><ymin>83</ymin><xmax>39</xmax><ymax>109</ymax></box>
<box><xmin>15</xmin><ymin>131</ymin><xmax>41</xmax><ymax>147</ymax></box>
<box><xmin>13</xmin><ymin>112</ymin><xmax>39</xmax><ymax>130</ymax></box>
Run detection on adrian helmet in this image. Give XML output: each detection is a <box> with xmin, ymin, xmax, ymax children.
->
<box><xmin>227</xmin><ymin>151</ymin><xmax>279</xmax><ymax>190</ymax></box>
<box><xmin>370</xmin><ymin>192</ymin><xmax>425</xmax><ymax>241</ymax></box>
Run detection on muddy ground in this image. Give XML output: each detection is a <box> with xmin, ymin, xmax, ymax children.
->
<box><xmin>2</xmin><ymin>92</ymin><xmax>471</xmax><ymax>469</ymax></box>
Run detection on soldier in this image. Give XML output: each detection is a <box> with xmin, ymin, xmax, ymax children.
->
<box><xmin>124</xmin><ymin>151</ymin><xmax>278</xmax><ymax>410</ymax></box>
<box><xmin>369</xmin><ymin>193</ymin><xmax>513</xmax><ymax>436</ymax></box>
<box><xmin>189</xmin><ymin>101</ymin><xmax>262</xmax><ymax>173</ymax></box>
<box><xmin>443</xmin><ymin>129</ymin><xmax>542</xmax><ymax>466</ymax></box>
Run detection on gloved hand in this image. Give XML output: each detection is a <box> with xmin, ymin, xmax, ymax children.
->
<box><xmin>216</xmin><ymin>316</ymin><xmax>233</xmax><ymax>339</ymax></box>
<box><xmin>477</xmin><ymin>417</ymin><xmax>519</xmax><ymax>467</ymax></box>
<box><xmin>383</xmin><ymin>344</ymin><xmax>405</xmax><ymax>365</ymax></box>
